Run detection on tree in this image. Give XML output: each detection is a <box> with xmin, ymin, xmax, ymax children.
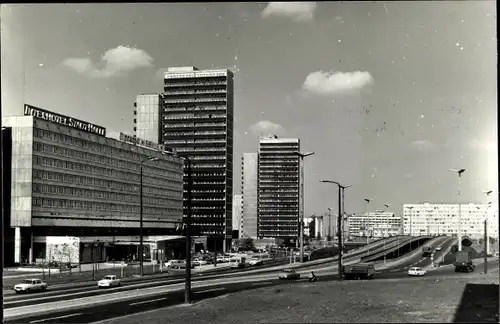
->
<box><xmin>237</xmin><ymin>238</ymin><xmax>255</xmax><ymax>251</ymax></box>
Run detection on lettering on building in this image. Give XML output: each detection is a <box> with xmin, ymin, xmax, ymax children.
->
<box><xmin>119</xmin><ymin>133</ymin><xmax>176</xmax><ymax>154</ymax></box>
<box><xmin>24</xmin><ymin>104</ymin><xmax>107</xmax><ymax>136</ymax></box>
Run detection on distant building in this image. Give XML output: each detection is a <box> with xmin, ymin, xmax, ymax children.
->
<box><xmin>241</xmin><ymin>153</ymin><xmax>258</xmax><ymax>238</ymax></box>
<box><xmin>258</xmin><ymin>136</ymin><xmax>300</xmax><ymax>241</ymax></box>
<box><xmin>303</xmin><ymin>217</ymin><xmax>314</xmax><ymax>237</ymax></box>
<box><xmin>402</xmin><ymin>203</ymin><xmax>499</xmax><ymax>239</ymax></box>
<box><xmin>232</xmin><ymin>194</ymin><xmax>242</xmax><ymax>238</ymax></box>
<box><xmin>347</xmin><ymin>212</ymin><xmax>402</xmax><ymax>238</ymax></box>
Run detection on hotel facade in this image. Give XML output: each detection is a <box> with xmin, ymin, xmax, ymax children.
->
<box><xmin>2</xmin><ymin>104</ymin><xmax>184</xmax><ymax>266</ymax></box>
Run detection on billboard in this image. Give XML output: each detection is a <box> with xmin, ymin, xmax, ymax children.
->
<box><xmin>46</xmin><ymin>236</ymin><xmax>80</xmax><ymax>264</ymax></box>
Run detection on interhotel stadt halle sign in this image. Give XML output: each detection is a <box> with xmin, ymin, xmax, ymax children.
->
<box><xmin>24</xmin><ymin>104</ymin><xmax>107</xmax><ymax>136</ymax></box>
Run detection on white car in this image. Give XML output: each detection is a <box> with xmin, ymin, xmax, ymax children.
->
<box><xmin>249</xmin><ymin>258</ymin><xmax>263</xmax><ymax>266</ymax></box>
<box><xmin>98</xmin><ymin>275</ymin><xmax>121</xmax><ymax>288</ymax></box>
<box><xmin>14</xmin><ymin>279</ymin><xmax>48</xmax><ymax>294</ymax></box>
<box><xmin>193</xmin><ymin>259</ymin><xmax>208</xmax><ymax>266</ymax></box>
<box><xmin>435</xmin><ymin>246</ymin><xmax>442</xmax><ymax>251</ymax></box>
<box><xmin>165</xmin><ymin>260</ymin><xmax>185</xmax><ymax>268</ymax></box>
<box><xmin>408</xmin><ymin>267</ymin><xmax>427</xmax><ymax>276</ymax></box>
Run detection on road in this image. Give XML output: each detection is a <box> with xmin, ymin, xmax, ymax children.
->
<box><xmin>4</xmin><ymin>258</ymin><xmax>498</xmax><ymax>324</ymax></box>
<box><xmin>382</xmin><ymin>236</ymin><xmax>455</xmax><ymax>272</ymax></box>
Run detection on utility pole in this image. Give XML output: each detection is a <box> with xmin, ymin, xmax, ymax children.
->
<box><xmin>294</xmin><ymin>151</ymin><xmax>314</xmax><ymax>263</ymax></box>
<box><xmin>484</xmin><ymin>219</ymin><xmax>488</xmax><ymax>274</ymax></box>
<box><xmin>319</xmin><ymin>180</ymin><xmax>350</xmax><ymax>281</ymax></box>
<box><xmin>449</xmin><ymin>168</ymin><xmax>466</xmax><ymax>251</ymax></box>
<box><xmin>327</xmin><ymin>208</ymin><xmax>332</xmax><ymax>241</ymax></box>
<box><xmin>185</xmin><ymin>157</ymin><xmax>192</xmax><ymax>304</ymax></box>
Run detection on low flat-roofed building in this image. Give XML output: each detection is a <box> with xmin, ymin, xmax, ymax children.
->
<box><xmin>2</xmin><ymin>104</ymin><xmax>185</xmax><ymax>265</ymax></box>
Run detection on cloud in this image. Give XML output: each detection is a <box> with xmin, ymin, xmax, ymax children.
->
<box><xmin>62</xmin><ymin>45</ymin><xmax>154</xmax><ymax>78</ymax></box>
<box><xmin>302</xmin><ymin>70</ymin><xmax>374</xmax><ymax>96</ymax></box>
<box><xmin>249</xmin><ymin>120</ymin><xmax>286</xmax><ymax>136</ymax></box>
<box><xmin>411</xmin><ymin>139</ymin><xmax>434</xmax><ymax>152</ymax></box>
<box><xmin>261</xmin><ymin>2</ymin><xmax>317</xmax><ymax>22</ymax></box>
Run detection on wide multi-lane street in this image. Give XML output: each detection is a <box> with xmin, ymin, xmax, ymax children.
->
<box><xmin>6</xmin><ymin>236</ymin><xmax>495</xmax><ymax>324</ymax></box>
<box><xmin>4</xmin><ymin>256</ymin><xmax>498</xmax><ymax>324</ymax></box>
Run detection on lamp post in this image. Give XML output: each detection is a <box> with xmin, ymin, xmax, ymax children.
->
<box><xmin>449</xmin><ymin>168</ymin><xmax>466</xmax><ymax>252</ymax></box>
<box><xmin>139</xmin><ymin>157</ymin><xmax>160</xmax><ymax>277</ymax></box>
<box><xmin>293</xmin><ymin>151</ymin><xmax>315</xmax><ymax>263</ymax></box>
<box><xmin>364</xmin><ymin>198</ymin><xmax>372</xmax><ymax>251</ymax></box>
<box><xmin>327</xmin><ymin>208</ymin><xmax>333</xmax><ymax>241</ymax></box>
<box><xmin>320</xmin><ymin>180</ymin><xmax>351</xmax><ymax>280</ymax></box>
<box><xmin>482</xmin><ymin>190</ymin><xmax>493</xmax><ymax>255</ymax></box>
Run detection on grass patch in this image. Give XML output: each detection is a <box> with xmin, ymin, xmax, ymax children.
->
<box><xmin>101</xmin><ymin>274</ymin><xmax>498</xmax><ymax>324</ymax></box>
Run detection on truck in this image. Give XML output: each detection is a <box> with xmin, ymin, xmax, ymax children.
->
<box><xmin>422</xmin><ymin>246</ymin><xmax>433</xmax><ymax>257</ymax></box>
<box><xmin>341</xmin><ymin>262</ymin><xmax>376</xmax><ymax>280</ymax></box>
<box><xmin>454</xmin><ymin>251</ymin><xmax>475</xmax><ymax>272</ymax></box>
<box><xmin>229</xmin><ymin>256</ymin><xmax>246</xmax><ymax>269</ymax></box>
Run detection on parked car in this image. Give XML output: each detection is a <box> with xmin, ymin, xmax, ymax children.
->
<box><xmin>98</xmin><ymin>275</ymin><xmax>121</xmax><ymax>288</ymax></box>
<box><xmin>14</xmin><ymin>279</ymin><xmax>48</xmax><ymax>294</ymax></box>
<box><xmin>193</xmin><ymin>259</ymin><xmax>208</xmax><ymax>266</ymax></box>
<box><xmin>165</xmin><ymin>260</ymin><xmax>185</xmax><ymax>268</ymax></box>
<box><xmin>278</xmin><ymin>269</ymin><xmax>301</xmax><ymax>280</ymax></box>
<box><xmin>408</xmin><ymin>267</ymin><xmax>427</xmax><ymax>276</ymax></box>
<box><xmin>249</xmin><ymin>258</ymin><xmax>264</xmax><ymax>266</ymax></box>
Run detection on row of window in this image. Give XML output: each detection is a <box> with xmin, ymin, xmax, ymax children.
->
<box><xmin>33</xmin><ymin>183</ymin><xmax>181</xmax><ymax>206</ymax></box>
<box><xmin>34</xmin><ymin>128</ymin><xmax>180</xmax><ymax>166</ymax></box>
<box><xmin>33</xmin><ymin>170</ymin><xmax>182</xmax><ymax>195</ymax></box>
<box><xmin>32</xmin><ymin>198</ymin><xmax>180</xmax><ymax>214</ymax></box>
<box><xmin>33</xmin><ymin>141</ymin><xmax>181</xmax><ymax>176</ymax></box>
<box><xmin>35</xmin><ymin>156</ymin><xmax>182</xmax><ymax>183</ymax></box>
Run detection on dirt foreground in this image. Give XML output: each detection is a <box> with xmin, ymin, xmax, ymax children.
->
<box><xmin>99</xmin><ymin>272</ymin><xmax>499</xmax><ymax>324</ymax></box>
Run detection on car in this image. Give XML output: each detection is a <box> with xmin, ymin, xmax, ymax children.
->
<box><xmin>14</xmin><ymin>279</ymin><xmax>48</xmax><ymax>294</ymax></box>
<box><xmin>435</xmin><ymin>246</ymin><xmax>442</xmax><ymax>251</ymax></box>
<box><xmin>278</xmin><ymin>269</ymin><xmax>301</xmax><ymax>280</ymax></box>
<box><xmin>249</xmin><ymin>258</ymin><xmax>264</xmax><ymax>266</ymax></box>
<box><xmin>408</xmin><ymin>267</ymin><xmax>427</xmax><ymax>276</ymax></box>
<box><xmin>193</xmin><ymin>259</ymin><xmax>208</xmax><ymax>266</ymax></box>
<box><xmin>98</xmin><ymin>275</ymin><xmax>121</xmax><ymax>288</ymax></box>
<box><xmin>165</xmin><ymin>260</ymin><xmax>185</xmax><ymax>268</ymax></box>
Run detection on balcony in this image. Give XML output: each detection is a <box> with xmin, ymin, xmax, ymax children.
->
<box><xmin>163</xmin><ymin>131</ymin><xmax>227</xmax><ymax>138</ymax></box>
<box><xmin>190</xmin><ymin>163</ymin><xmax>226</xmax><ymax>169</ymax></box>
<box><xmin>164</xmin><ymin>81</ymin><xmax>227</xmax><ymax>88</ymax></box>
<box><xmin>164</xmin><ymin>106</ymin><xmax>227</xmax><ymax>113</ymax></box>
<box><xmin>164</xmin><ymin>114</ymin><xmax>227</xmax><ymax>121</ymax></box>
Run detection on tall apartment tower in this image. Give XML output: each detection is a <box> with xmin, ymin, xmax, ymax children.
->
<box><xmin>258</xmin><ymin>135</ymin><xmax>300</xmax><ymax>242</ymax></box>
<box><xmin>241</xmin><ymin>153</ymin><xmax>259</xmax><ymax>238</ymax></box>
<box><xmin>162</xmin><ymin>66</ymin><xmax>234</xmax><ymax>252</ymax></box>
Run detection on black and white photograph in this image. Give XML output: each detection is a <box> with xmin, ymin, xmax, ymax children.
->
<box><xmin>1</xmin><ymin>2</ymin><xmax>498</xmax><ymax>323</ymax></box>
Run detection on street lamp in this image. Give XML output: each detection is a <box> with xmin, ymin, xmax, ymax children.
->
<box><xmin>327</xmin><ymin>208</ymin><xmax>333</xmax><ymax>241</ymax></box>
<box><xmin>482</xmin><ymin>190</ymin><xmax>493</xmax><ymax>256</ymax></box>
<box><xmin>320</xmin><ymin>180</ymin><xmax>351</xmax><ymax>280</ymax></box>
<box><xmin>449</xmin><ymin>168</ymin><xmax>466</xmax><ymax>251</ymax></box>
<box><xmin>364</xmin><ymin>198</ymin><xmax>373</xmax><ymax>248</ymax></box>
<box><xmin>293</xmin><ymin>151</ymin><xmax>315</xmax><ymax>263</ymax></box>
<box><xmin>139</xmin><ymin>157</ymin><xmax>160</xmax><ymax>277</ymax></box>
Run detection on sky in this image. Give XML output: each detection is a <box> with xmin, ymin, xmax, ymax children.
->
<box><xmin>1</xmin><ymin>2</ymin><xmax>497</xmax><ymax>217</ymax></box>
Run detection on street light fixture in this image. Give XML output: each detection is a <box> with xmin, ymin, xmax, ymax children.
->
<box><xmin>364</xmin><ymin>198</ymin><xmax>373</xmax><ymax>247</ymax></box>
<box><xmin>482</xmin><ymin>190</ymin><xmax>493</xmax><ymax>257</ymax></box>
<box><xmin>139</xmin><ymin>157</ymin><xmax>160</xmax><ymax>277</ymax></box>
<box><xmin>293</xmin><ymin>151</ymin><xmax>315</xmax><ymax>263</ymax></box>
<box><xmin>320</xmin><ymin>180</ymin><xmax>351</xmax><ymax>280</ymax></box>
<box><xmin>449</xmin><ymin>168</ymin><xmax>466</xmax><ymax>251</ymax></box>
<box><xmin>327</xmin><ymin>208</ymin><xmax>333</xmax><ymax>241</ymax></box>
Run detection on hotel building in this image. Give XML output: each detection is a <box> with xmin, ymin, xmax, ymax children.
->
<box><xmin>134</xmin><ymin>66</ymin><xmax>234</xmax><ymax>252</ymax></box>
<box><xmin>402</xmin><ymin>203</ymin><xmax>499</xmax><ymax>239</ymax></box>
<box><xmin>258</xmin><ymin>136</ymin><xmax>300</xmax><ymax>241</ymax></box>
<box><xmin>2</xmin><ymin>104</ymin><xmax>184</xmax><ymax>266</ymax></box>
